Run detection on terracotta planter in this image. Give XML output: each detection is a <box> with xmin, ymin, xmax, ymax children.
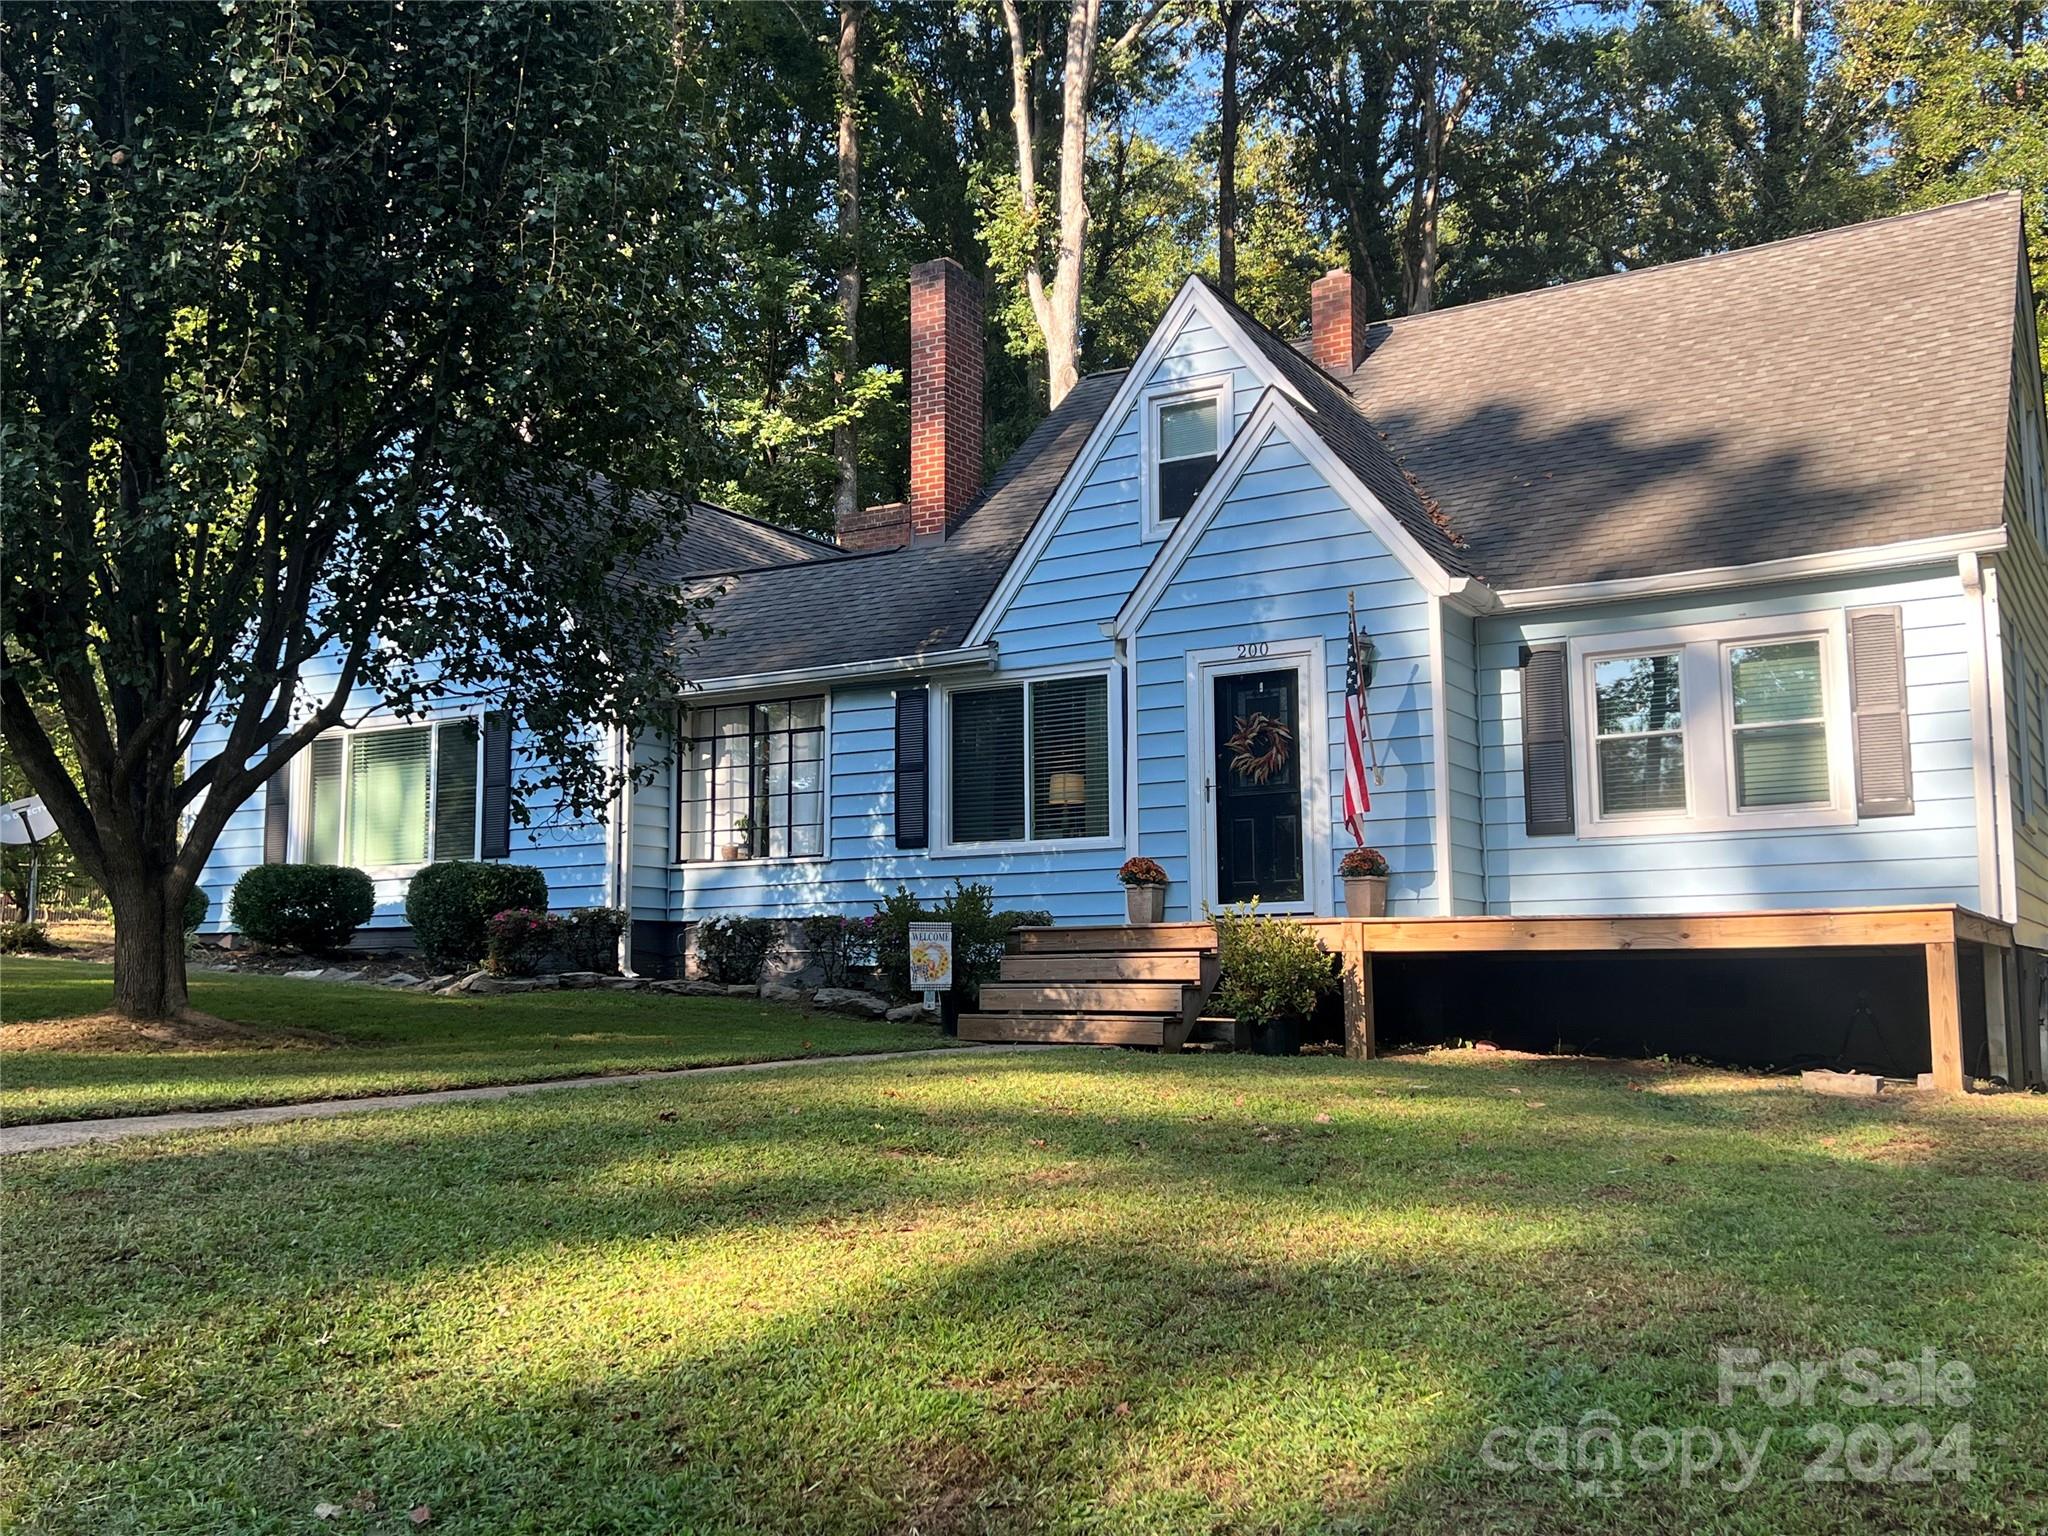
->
<box><xmin>1343</xmin><ymin>875</ymin><xmax>1388</xmax><ymax>918</ymax></box>
<box><xmin>1125</xmin><ymin>883</ymin><xmax>1166</xmax><ymax>924</ymax></box>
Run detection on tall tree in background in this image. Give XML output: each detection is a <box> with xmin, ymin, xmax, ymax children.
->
<box><xmin>1</xmin><ymin>3</ymin><xmax>711</xmax><ymax>1018</ymax></box>
<box><xmin>1209</xmin><ymin>0</ymin><xmax>1255</xmax><ymax>298</ymax></box>
<box><xmin>833</xmin><ymin>2</ymin><xmax>866</xmax><ymax>527</ymax></box>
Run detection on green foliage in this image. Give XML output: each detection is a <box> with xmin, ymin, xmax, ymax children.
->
<box><xmin>182</xmin><ymin>886</ymin><xmax>209</xmax><ymax>935</ymax></box>
<box><xmin>0</xmin><ymin>921</ymin><xmax>54</xmax><ymax>954</ymax></box>
<box><xmin>869</xmin><ymin>881</ymin><xmax>1047</xmax><ymax>1005</ymax></box>
<box><xmin>483</xmin><ymin>910</ymin><xmax>560</xmax><ymax>979</ymax></box>
<box><xmin>562</xmin><ymin>908</ymin><xmax>628</xmax><ymax>974</ymax></box>
<box><xmin>1208</xmin><ymin>902</ymin><xmax>1335</xmax><ymax>1026</ymax></box>
<box><xmin>694</xmin><ymin>916</ymin><xmax>779</xmax><ymax>986</ymax></box>
<box><xmin>799</xmin><ymin>913</ymin><xmax>877</xmax><ymax>988</ymax></box>
<box><xmin>228</xmin><ymin>866</ymin><xmax>376</xmax><ymax>954</ymax></box>
<box><xmin>403</xmin><ymin>862</ymin><xmax>550</xmax><ymax>969</ymax></box>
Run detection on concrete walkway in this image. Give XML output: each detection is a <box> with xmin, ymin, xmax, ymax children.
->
<box><xmin>0</xmin><ymin>1043</ymin><xmax>1054</xmax><ymax>1157</ymax></box>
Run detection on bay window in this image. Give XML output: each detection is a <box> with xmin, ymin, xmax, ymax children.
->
<box><xmin>305</xmin><ymin>719</ymin><xmax>479</xmax><ymax>868</ymax></box>
<box><xmin>948</xmin><ymin>674</ymin><xmax>1111</xmax><ymax>846</ymax></box>
<box><xmin>680</xmin><ymin>696</ymin><xmax>825</xmax><ymax>861</ymax></box>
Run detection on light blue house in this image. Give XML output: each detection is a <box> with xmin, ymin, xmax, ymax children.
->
<box><xmin>195</xmin><ymin>194</ymin><xmax>2048</xmax><ymax>1082</ymax></box>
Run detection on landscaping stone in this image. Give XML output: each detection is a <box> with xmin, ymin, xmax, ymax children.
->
<box><xmin>886</xmin><ymin>1003</ymin><xmax>936</xmax><ymax>1024</ymax></box>
<box><xmin>284</xmin><ymin>968</ymin><xmax>327</xmax><ymax>981</ymax></box>
<box><xmin>603</xmin><ymin>976</ymin><xmax>648</xmax><ymax>991</ymax></box>
<box><xmin>652</xmin><ymin>979</ymin><xmax>728</xmax><ymax>998</ymax></box>
<box><xmin>812</xmin><ymin>988</ymin><xmax>890</xmax><ymax>1019</ymax></box>
<box><xmin>759</xmin><ymin>982</ymin><xmax>807</xmax><ymax>1005</ymax></box>
<box><xmin>382</xmin><ymin>972</ymin><xmax>422</xmax><ymax>988</ymax></box>
<box><xmin>725</xmin><ymin>983</ymin><xmax>760</xmax><ymax>998</ymax></box>
<box><xmin>418</xmin><ymin>973</ymin><xmax>460</xmax><ymax>992</ymax></box>
<box><xmin>556</xmin><ymin>971</ymin><xmax>610</xmax><ymax>990</ymax></box>
<box><xmin>316</xmin><ymin>968</ymin><xmax>364</xmax><ymax>983</ymax></box>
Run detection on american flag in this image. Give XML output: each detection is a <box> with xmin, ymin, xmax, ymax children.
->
<box><xmin>1343</xmin><ymin>596</ymin><xmax>1374</xmax><ymax>845</ymax></box>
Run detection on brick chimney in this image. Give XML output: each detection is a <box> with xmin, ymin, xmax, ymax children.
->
<box><xmin>1310</xmin><ymin>269</ymin><xmax>1371</xmax><ymax>373</ymax></box>
<box><xmin>836</xmin><ymin>500</ymin><xmax>910</xmax><ymax>552</ymax></box>
<box><xmin>906</xmin><ymin>257</ymin><xmax>984</xmax><ymax>543</ymax></box>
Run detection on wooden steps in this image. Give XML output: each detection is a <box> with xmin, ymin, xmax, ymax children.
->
<box><xmin>961</xmin><ymin>924</ymin><xmax>1220</xmax><ymax>1050</ymax></box>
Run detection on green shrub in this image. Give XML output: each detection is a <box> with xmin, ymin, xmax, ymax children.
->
<box><xmin>484</xmin><ymin>908</ymin><xmax>561</xmax><ymax>977</ymax></box>
<box><xmin>694</xmin><ymin>915</ymin><xmax>778</xmax><ymax>984</ymax></box>
<box><xmin>561</xmin><ymin>906</ymin><xmax>627</xmax><ymax>973</ymax></box>
<box><xmin>0</xmin><ymin>921</ymin><xmax>53</xmax><ymax>953</ymax></box>
<box><xmin>869</xmin><ymin>881</ymin><xmax>1046</xmax><ymax>1005</ymax></box>
<box><xmin>799</xmin><ymin>913</ymin><xmax>876</xmax><ymax>988</ymax></box>
<box><xmin>404</xmin><ymin>861</ymin><xmax>549</xmax><ymax>967</ymax></box>
<box><xmin>1208</xmin><ymin>903</ymin><xmax>1335</xmax><ymax>1026</ymax></box>
<box><xmin>229</xmin><ymin>864</ymin><xmax>376</xmax><ymax>953</ymax></box>
<box><xmin>183</xmin><ymin>885</ymin><xmax>209</xmax><ymax>934</ymax></box>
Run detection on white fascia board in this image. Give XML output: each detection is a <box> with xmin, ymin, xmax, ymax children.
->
<box><xmin>1493</xmin><ymin>527</ymin><xmax>2010</xmax><ymax>612</ymax></box>
<box><xmin>1112</xmin><ymin>391</ymin><xmax>1462</xmax><ymax>641</ymax></box>
<box><xmin>682</xmin><ymin>644</ymin><xmax>997</xmax><ymax>701</ymax></box>
<box><xmin>964</xmin><ymin>276</ymin><xmax>1318</xmax><ymax>650</ymax></box>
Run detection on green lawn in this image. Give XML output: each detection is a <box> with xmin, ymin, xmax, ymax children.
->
<box><xmin>0</xmin><ymin>958</ymin><xmax>950</xmax><ymax>1124</ymax></box>
<box><xmin>4</xmin><ymin>1048</ymin><xmax>2045</xmax><ymax>1533</ymax></box>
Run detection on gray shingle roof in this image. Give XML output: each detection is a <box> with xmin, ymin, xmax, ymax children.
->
<box><xmin>682</xmin><ymin>370</ymin><xmax>1125</xmax><ymax>679</ymax></box>
<box><xmin>656</xmin><ymin>502</ymin><xmax>842</xmax><ymax>577</ymax></box>
<box><xmin>1342</xmin><ymin>192</ymin><xmax>2025</xmax><ymax>591</ymax></box>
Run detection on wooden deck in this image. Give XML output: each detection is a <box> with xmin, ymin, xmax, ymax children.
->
<box><xmin>998</xmin><ymin>905</ymin><xmax>2020</xmax><ymax>1093</ymax></box>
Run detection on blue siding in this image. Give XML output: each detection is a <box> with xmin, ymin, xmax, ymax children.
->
<box><xmin>1477</xmin><ymin>569</ymin><xmax>1981</xmax><ymax>913</ymax></box>
<box><xmin>192</xmin><ymin>653</ymin><xmax>610</xmax><ymax>933</ymax></box>
<box><xmin>1442</xmin><ymin>604</ymin><xmax>1486</xmax><ymax>914</ymax></box>
<box><xmin>1134</xmin><ymin>430</ymin><xmax>1437</xmax><ymax>918</ymax></box>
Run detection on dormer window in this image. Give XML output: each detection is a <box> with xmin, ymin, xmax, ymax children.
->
<box><xmin>1141</xmin><ymin>375</ymin><xmax>1233</xmax><ymax>539</ymax></box>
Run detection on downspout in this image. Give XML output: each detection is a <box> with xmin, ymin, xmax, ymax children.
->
<box><xmin>1963</xmin><ymin>554</ymin><xmax>2012</xmax><ymax>921</ymax></box>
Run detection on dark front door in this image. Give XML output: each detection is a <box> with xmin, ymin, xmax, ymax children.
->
<box><xmin>1213</xmin><ymin>668</ymin><xmax>1305</xmax><ymax>905</ymax></box>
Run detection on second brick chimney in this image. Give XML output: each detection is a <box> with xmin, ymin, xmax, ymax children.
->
<box><xmin>907</xmin><ymin>257</ymin><xmax>984</xmax><ymax>543</ymax></box>
<box><xmin>1310</xmin><ymin>269</ymin><xmax>1371</xmax><ymax>374</ymax></box>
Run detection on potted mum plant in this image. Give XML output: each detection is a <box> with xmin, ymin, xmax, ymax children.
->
<box><xmin>1340</xmin><ymin>846</ymin><xmax>1390</xmax><ymax>917</ymax></box>
<box><xmin>1118</xmin><ymin>856</ymin><xmax>1169</xmax><ymax>924</ymax></box>
<box><xmin>1210</xmin><ymin>902</ymin><xmax>1334</xmax><ymax>1056</ymax></box>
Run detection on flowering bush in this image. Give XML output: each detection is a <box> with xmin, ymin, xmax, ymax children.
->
<box><xmin>1118</xmin><ymin>856</ymin><xmax>1169</xmax><ymax>888</ymax></box>
<box><xmin>1339</xmin><ymin>847</ymin><xmax>1390</xmax><ymax>879</ymax></box>
<box><xmin>484</xmin><ymin>907</ymin><xmax>563</xmax><ymax>977</ymax></box>
<box><xmin>694</xmin><ymin>915</ymin><xmax>778</xmax><ymax>984</ymax></box>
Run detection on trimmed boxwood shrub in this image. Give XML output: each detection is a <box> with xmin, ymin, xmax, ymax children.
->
<box><xmin>183</xmin><ymin>885</ymin><xmax>209</xmax><ymax>935</ymax></box>
<box><xmin>404</xmin><ymin>860</ymin><xmax>549</xmax><ymax>968</ymax></box>
<box><xmin>229</xmin><ymin>864</ymin><xmax>376</xmax><ymax>952</ymax></box>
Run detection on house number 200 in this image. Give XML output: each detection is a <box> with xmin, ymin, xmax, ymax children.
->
<box><xmin>1234</xmin><ymin>641</ymin><xmax>1271</xmax><ymax>659</ymax></box>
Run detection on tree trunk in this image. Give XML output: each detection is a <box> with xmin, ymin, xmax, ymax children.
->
<box><xmin>832</xmin><ymin>1</ymin><xmax>862</xmax><ymax>527</ymax></box>
<box><xmin>1217</xmin><ymin>0</ymin><xmax>1245</xmax><ymax>299</ymax></box>
<box><xmin>105</xmin><ymin>858</ymin><xmax>190</xmax><ymax>1021</ymax></box>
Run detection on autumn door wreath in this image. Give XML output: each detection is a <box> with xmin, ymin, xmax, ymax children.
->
<box><xmin>1225</xmin><ymin>711</ymin><xmax>1294</xmax><ymax>785</ymax></box>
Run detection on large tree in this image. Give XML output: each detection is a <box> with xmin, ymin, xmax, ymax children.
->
<box><xmin>1</xmin><ymin>2</ymin><xmax>714</xmax><ymax>1019</ymax></box>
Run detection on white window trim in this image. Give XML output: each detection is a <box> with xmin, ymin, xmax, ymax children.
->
<box><xmin>934</xmin><ymin>660</ymin><xmax>1125</xmax><ymax>856</ymax></box>
<box><xmin>674</xmin><ymin>690</ymin><xmax>832</xmax><ymax>868</ymax></box>
<box><xmin>1568</xmin><ymin>611</ymin><xmax>1855</xmax><ymax>839</ymax></box>
<box><xmin>1138</xmin><ymin>372</ymin><xmax>1235</xmax><ymax>543</ymax></box>
<box><xmin>291</xmin><ymin>715</ymin><xmax>482</xmax><ymax>877</ymax></box>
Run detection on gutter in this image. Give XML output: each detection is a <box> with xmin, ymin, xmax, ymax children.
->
<box><xmin>1492</xmin><ymin>528</ymin><xmax>2010</xmax><ymax>613</ymax></box>
<box><xmin>680</xmin><ymin>644</ymin><xmax>999</xmax><ymax>701</ymax></box>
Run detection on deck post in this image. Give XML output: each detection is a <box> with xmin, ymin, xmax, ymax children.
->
<box><xmin>1341</xmin><ymin>922</ymin><xmax>1375</xmax><ymax>1060</ymax></box>
<box><xmin>1983</xmin><ymin>942</ymin><xmax>2014</xmax><ymax>1085</ymax></box>
<box><xmin>1925</xmin><ymin>939</ymin><xmax>1965</xmax><ymax>1094</ymax></box>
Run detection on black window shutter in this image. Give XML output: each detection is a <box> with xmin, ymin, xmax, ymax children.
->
<box><xmin>1520</xmin><ymin>643</ymin><xmax>1575</xmax><ymax>836</ymax></box>
<box><xmin>895</xmin><ymin>688</ymin><xmax>929</xmax><ymax>850</ymax></box>
<box><xmin>1847</xmin><ymin>605</ymin><xmax>1914</xmax><ymax>817</ymax></box>
<box><xmin>480</xmin><ymin>710</ymin><xmax>514</xmax><ymax>858</ymax></box>
<box><xmin>263</xmin><ymin>769</ymin><xmax>291</xmax><ymax>863</ymax></box>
